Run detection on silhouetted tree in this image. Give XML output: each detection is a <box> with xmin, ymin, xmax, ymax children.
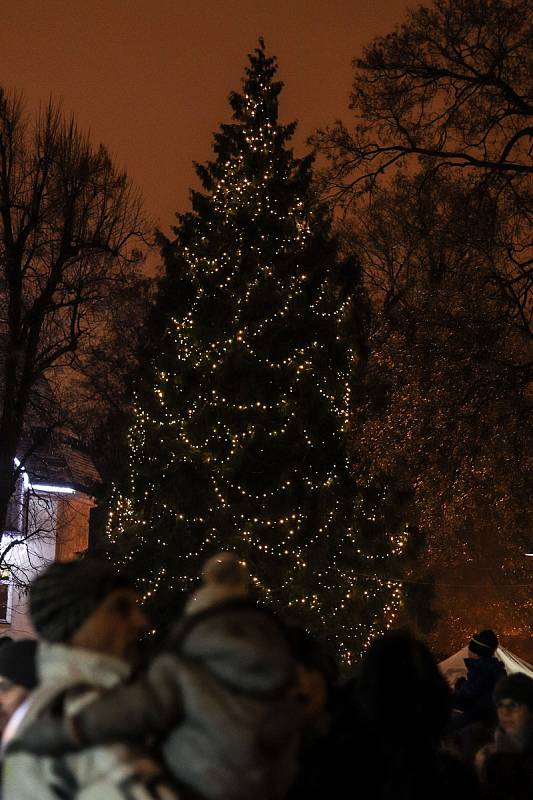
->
<box><xmin>315</xmin><ymin>0</ymin><xmax>532</xmax><ymax>337</ymax></box>
<box><xmin>0</xmin><ymin>89</ymin><xmax>146</xmax><ymax>555</ymax></box>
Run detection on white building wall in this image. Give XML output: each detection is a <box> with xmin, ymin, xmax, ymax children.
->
<box><xmin>1</xmin><ymin>493</ymin><xmax>59</xmax><ymax>639</ymax></box>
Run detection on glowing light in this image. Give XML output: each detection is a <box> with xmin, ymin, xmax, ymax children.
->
<box><xmin>31</xmin><ymin>484</ymin><xmax>76</xmax><ymax>495</ymax></box>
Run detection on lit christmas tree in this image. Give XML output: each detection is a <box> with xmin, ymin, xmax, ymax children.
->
<box><xmin>111</xmin><ymin>41</ymin><xmax>414</xmax><ymax>661</ymax></box>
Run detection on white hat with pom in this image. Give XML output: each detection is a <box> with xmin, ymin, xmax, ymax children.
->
<box><xmin>185</xmin><ymin>552</ymin><xmax>250</xmax><ymax>615</ymax></box>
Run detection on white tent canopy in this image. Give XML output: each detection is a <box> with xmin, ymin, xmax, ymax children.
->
<box><xmin>439</xmin><ymin>646</ymin><xmax>533</xmax><ymax>686</ymax></box>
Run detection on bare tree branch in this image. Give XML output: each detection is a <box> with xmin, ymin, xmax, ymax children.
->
<box><xmin>0</xmin><ymin>87</ymin><xmax>148</xmax><ymax>551</ymax></box>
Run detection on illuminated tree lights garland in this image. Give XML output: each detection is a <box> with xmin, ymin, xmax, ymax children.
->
<box><xmin>108</xmin><ymin>42</ymin><xmax>412</xmax><ymax>661</ymax></box>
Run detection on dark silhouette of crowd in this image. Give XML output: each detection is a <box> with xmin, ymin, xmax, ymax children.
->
<box><xmin>1</xmin><ymin>556</ymin><xmax>532</xmax><ymax>800</ymax></box>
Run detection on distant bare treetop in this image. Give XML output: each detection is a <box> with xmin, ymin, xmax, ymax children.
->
<box><xmin>314</xmin><ymin>0</ymin><xmax>532</xmax><ymax>197</ymax></box>
<box><xmin>315</xmin><ymin>0</ymin><xmax>532</xmax><ymax>339</ymax></box>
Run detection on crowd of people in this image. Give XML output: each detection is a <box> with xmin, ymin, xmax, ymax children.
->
<box><xmin>0</xmin><ymin>554</ymin><xmax>532</xmax><ymax>799</ymax></box>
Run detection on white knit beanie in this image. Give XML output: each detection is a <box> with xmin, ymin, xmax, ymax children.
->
<box><xmin>185</xmin><ymin>552</ymin><xmax>250</xmax><ymax>615</ymax></box>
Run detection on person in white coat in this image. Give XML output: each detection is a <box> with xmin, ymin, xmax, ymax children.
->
<box><xmin>2</xmin><ymin>559</ymin><xmax>180</xmax><ymax>800</ymax></box>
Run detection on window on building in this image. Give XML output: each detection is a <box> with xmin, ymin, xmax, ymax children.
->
<box><xmin>0</xmin><ymin>567</ymin><xmax>11</xmax><ymax>623</ymax></box>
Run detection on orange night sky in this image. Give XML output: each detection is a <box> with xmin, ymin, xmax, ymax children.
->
<box><xmin>0</xmin><ymin>0</ymin><xmax>411</xmax><ymax>238</ymax></box>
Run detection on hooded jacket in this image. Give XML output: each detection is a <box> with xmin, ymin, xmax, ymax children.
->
<box><xmin>80</xmin><ymin>601</ymin><xmax>300</xmax><ymax>800</ymax></box>
<box><xmin>20</xmin><ymin>601</ymin><xmax>300</xmax><ymax>800</ymax></box>
<box><xmin>453</xmin><ymin>656</ymin><xmax>506</xmax><ymax>727</ymax></box>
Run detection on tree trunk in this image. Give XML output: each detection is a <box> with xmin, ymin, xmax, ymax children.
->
<box><xmin>0</xmin><ymin>405</ymin><xmax>19</xmax><ymax>538</ymax></box>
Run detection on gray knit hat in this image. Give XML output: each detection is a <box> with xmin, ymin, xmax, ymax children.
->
<box><xmin>30</xmin><ymin>559</ymin><xmax>133</xmax><ymax>643</ymax></box>
<box><xmin>185</xmin><ymin>552</ymin><xmax>250</xmax><ymax>615</ymax></box>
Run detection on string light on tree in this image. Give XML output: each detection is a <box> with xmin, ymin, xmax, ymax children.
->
<box><xmin>109</xmin><ymin>39</ymin><xmax>415</xmax><ymax>661</ymax></box>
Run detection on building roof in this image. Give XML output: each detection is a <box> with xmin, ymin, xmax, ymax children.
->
<box><xmin>17</xmin><ymin>437</ymin><xmax>100</xmax><ymax>495</ymax></box>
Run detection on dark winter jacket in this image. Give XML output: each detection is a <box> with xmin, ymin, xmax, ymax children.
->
<box><xmin>453</xmin><ymin>657</ymin><xmax>506</xmax><ymax>728</ymax></box>
<box><xmin>481</xmin><ymin>724</ymin><xmax>533</xmax><ymax>800</ymax></box>
<box><xmin>357</xmin><ymin>724</ymin><xmax>480</xmax><ymax>800</ymax></box>
<box><xmin>285</xmin><ymin>684</ymin><xmax>363</xmax><ymax>800</ymax></box>
<box><xmin>286</xmin><ymin>678</ymin><xmax>480</xmax><ymax>800</ymax></box>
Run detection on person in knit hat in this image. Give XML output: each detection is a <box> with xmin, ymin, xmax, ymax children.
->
<box><xmin>184</xmin><ymin>551</ymin><xmax>250</xmax><ymax>613</ymax></box>
<box><xmin>468</xmin><ymin>630</ymin><xmax>499</xmax><ymax>659</ymax></box>
<box><xmin>0</xmin><ymin>640</ymin><xmax>37</xmax><ymax>738</ymax></box>
<box><xmin>29</xmin><ymin>558</ymin><xmax>141</xmax><ymax>661</ymax></box>
<box><xmin>18</xmin><ymin>552</ymin><xmax>301</xmax><ymax>800</ymax></box>
<box><xmin>493</xmin><ymin>673</ymin><xmax>533</xmax><ymax>740</ymax></box>
<box><xmin>474</xmin><ymin>673</ymin><xmax>533</xmax><ymax>798</ymax></box>
<box><xmin>2</xmin><ymin>558</ymin><xmax>180</xmax><ymax>800</ymax></box>
<box><xmin>452</xmin><ymin>629</ymin><xmax>506</xmax><ymax>730</ymax></box>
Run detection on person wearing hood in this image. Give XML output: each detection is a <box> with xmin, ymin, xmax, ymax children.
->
<box><xmin>452</xmin><ymin>630</ymin><xmax>506</xmax><ymax>729</ymax></box>
<box><xmin>15</xmin><ymin>552</ymin><xmax>301</xmax><ymax>800</ymax></box>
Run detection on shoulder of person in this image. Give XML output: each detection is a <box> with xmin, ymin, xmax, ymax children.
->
<box><xmin>168</xmin><ymin>599</ymin><xmax>286</xmax><ymax>648</ymax></box>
